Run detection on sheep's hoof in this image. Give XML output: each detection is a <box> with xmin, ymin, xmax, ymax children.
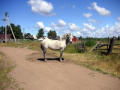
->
<box><xmin>59</xmin><ymin>59</ymin><xmax>62</xmax><ymax>62</ymax></box>
<box><xmin>44</xmin><ymin>59</ymin><xmax>47</xmax><ymax>62</ymax></box>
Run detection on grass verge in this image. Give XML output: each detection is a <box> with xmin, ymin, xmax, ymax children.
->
<box><xmin>49</xmin><ymin>49</ymin><xmax>120</xmax><ymax>78</ymax></box>
<box><xmin>63</xmin><ymin>52</ymin><xmax>120</xmax><ymax>78</ymax></box>
<box><xmin>0</xmin><ymin>52</ymin><xmax>23</xmax><ymax>90</ymax></box>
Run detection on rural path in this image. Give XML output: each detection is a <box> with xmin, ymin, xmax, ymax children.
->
<box><xmin>0</xmin><ymin>47</ymin><xmax>120</xmax><ymax>90</ymax></box>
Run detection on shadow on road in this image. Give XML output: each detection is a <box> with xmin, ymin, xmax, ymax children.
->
<box><xmin>37</xmin><ymin>58</ymin><xmax>64</xmax><ymax>62</ymax></box>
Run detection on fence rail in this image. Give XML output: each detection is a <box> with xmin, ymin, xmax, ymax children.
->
<box><xmin>91</xmin><ymin>37</ymin><xmax>120</xmax><ymax>55</ymax></box>
<box><xmin>0</xmin><ymin>39</ymin><xmax>28</xmax><ymax>43</ymax></box>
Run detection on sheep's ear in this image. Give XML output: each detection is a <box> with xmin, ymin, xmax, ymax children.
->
<box><xmin>66</xmin><ymin>34</ymin><xmax>69</xmax><ymax>38</ymax></box>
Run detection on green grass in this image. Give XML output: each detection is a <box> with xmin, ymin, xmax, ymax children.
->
<box><xmin>53</xmin><ymin>45</ymin><xmax>120</xmax><ymax>78</ymax></box>
<box><xmin>64</xmin><ymin>42</ymin><xmax>86</xmax><ymax>53</ymax></box>
<box><xmin>85</xmin><ymin>40</ymin><xmax>96</xmax><ymax>47</ymax></box>
<box><xmin>0</xmin><ymin>52</ymin><xmax>23</xmax><ymax>90</ymax></box>
<box><xmin>64</xmin><ymin>44</ymin><xmax>78</xmax><ymax>53</ymax></box>
<box><xmin>60</xmin><ymin>52</ymin><xmax>120</xmax><ymax>78</ymax></box>
<box><xmin>0</xmin><ymin>40</ymin><xmax>41</xmax><ymax>51</ymax></box>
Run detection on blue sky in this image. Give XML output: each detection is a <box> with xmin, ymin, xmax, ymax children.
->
<box><xmin>0</xmin><ymin>0</ymin><xmax>120</xmax><ymax>38</ymax></box>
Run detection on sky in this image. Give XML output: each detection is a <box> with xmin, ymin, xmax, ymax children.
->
<box><xmin>0</xmin><ymin>0</ymin><xmax>120</xmax><ymax>38</ymax></box>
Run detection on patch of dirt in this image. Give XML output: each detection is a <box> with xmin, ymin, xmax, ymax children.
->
<box><xmin>0</xmin><ymin>47</ymin><xmax>120</xmax><ymax>90</ymax></box>
<box><xmin>26</xmin><ymin>52</ymin><xmax>61</xmax><ymax>62</ymax></box>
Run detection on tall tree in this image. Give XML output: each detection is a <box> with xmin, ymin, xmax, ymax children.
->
<box><xmin>24</xmin><ymin>33</ymin><xmax>34</xmax><ymax>40</ymax></box>
<box><xmin>0</xmin><ymin>26</ymin><xmax>4</xmax><ymax>34</ymax></box>
<box><xmin>11</xmin><ymin>24</ymin><xmax>23</xmax><ymax>39</ymax></box>
<box><xmin>0</xmin><ymin>23</ymin><xmax>23</xmax><ymax>39</ymax></box>
<box><xmin>47</xmin><ymin>30</ymin><xmax>57</xmax><ymax>39</ymax></box>
<box><xmin>37</xmin><ymin>28</ymin><xmax>44</xmax><ymax>39</ymax></box>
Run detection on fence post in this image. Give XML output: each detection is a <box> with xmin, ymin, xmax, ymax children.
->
<box><xmin>82</xmin><ymin>41</ymin><xmax>86</xmax><ymax>52</ymax></box>
<box><xmin>107</xmin><ymin>37</ymin><xmax>115</xmax><ymax>55</ymax></box>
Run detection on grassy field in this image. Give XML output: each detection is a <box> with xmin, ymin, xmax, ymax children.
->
<box><xmin>0</xmin><ymin>40</ymin><xmax>120</xmax><ymax>78</ymax></box>
<box><xmin>62</xmin><ymin>52</ymin><xmax>120</xmax><ymax>78</ymax></box>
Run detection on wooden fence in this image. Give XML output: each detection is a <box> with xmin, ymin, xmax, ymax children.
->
<box><xmin>91</xmin><ymin>37</ymin><xmax>120</xmax><ymax>55</ymax></box>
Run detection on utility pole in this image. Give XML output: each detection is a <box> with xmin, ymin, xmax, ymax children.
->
<box><xmin>5</xmin><ymin>23</ymin><xmax>7</xmax><ymax>42</ymax></box>
<box><xmin>3</xmin><ymin>14</ymin><xmax>8</xmax><ymax>43</ymax></box>
<box><xmin>3</xmin><ymin>12</ymin><xmax>16</xmax><ymax>42</ymax></box>
<box><xmin>23</xmin><ymin>28</ymin><xmax>25</xmax><ymax>40</ymax></box>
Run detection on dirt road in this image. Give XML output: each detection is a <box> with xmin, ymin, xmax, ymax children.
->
<box><xmin>0</xmin><ymin>47</ymin><xmax>120</xmax><ymax>90</ymax></box>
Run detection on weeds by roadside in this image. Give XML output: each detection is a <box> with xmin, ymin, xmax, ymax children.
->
<box><xmin>62</xmin><ymin>52</ymin><xmax>120</xmax><ymax>78</ymax></box>
<box><xmin>0</xmin><ymin>52</ymin><xmax>23</xmax><ymax>90</ymax></box>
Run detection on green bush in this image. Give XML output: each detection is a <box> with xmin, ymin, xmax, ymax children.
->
<box><xmin>64</xmin><ymin>44</ymin><xmax>77</xmax><ymax>53</ymax></box>
<box><xmin>85</xmin><ymin>40</ymin><xmax>96</xmax><ymax>47</ymax></box>
<box><xmin>64</xmin><ymin>43</ymin><xmax>85</xmax><ymax>53</ymax></box>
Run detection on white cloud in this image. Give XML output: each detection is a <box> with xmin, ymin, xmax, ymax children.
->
<box><xmin>63</xmin><ymin>29</ymin><xmax>71</xmax><ymax>34</ymax></box>
<box><xmin>51</xmin><ymin>22</ymin><xmax>58</xmax><ymax>29</ymax></box>
<box><xmin>58</xmin><ymin>19</ymin><xmax>66</xmax><ymax>27</ymax></box>
<box><xmin>37</xmin><ymin>21</ymin><xmax>44</xmax><ymax>28</ymax></box>
<box><xmin>51</xmin><ymin>19</ymin><xmax>66</xmax><ymax>30</ymax></box>
<box><xmin>88</xmin><ymin>19</ymin><xmax>96</xmax><ymax>23</ymax></box>
<box><xmin>28</xmin><ymin>0</ymin><xmax>55</xmax><ymax>16</ymax></box>
<box><xmin>83</xmin><ymin>23</ymin><xmax>95</xmax><ymax>30</ymax></box>
<box><xmin>45</xmin><ymin>27</ymin><xmax>51</xmax><ymax>31</ymax></box>
<box><xmin>92</xmin><ymin>2</ymin><xmax>111</xmax><ymax>16</ymax></box>
<box><xmin>115</xmin><ymin>22</ymin><xmax>120</xmax><ymax>29</ymax></box>
<box><xmin>37</xmin><ymin>21</ymin><xmax>51</xmax><ymax>32</ymax></box>
<box><xmin>83</xmin><ymin>22</ymin><xmax>120</xmax><ymax>37</ymax></box>
<box><xmin>83</xmin><ymin>13</ymin><xmax>92</xmax><ymax>18</ymax></box>
<box><xmin>69</xmin><ymin>23</ymin><xmax>80</xmax><ymax>30</ymax></box>
<box><xmin>82</xmin><ymin>28</ymin><xmax>95</xmax><ymax>37</ymax></box>
<box><xmin>117</xmin><ymin>17</ymin><xmax>120</xmax><ymax>21</ymax></box>
<box><xmin>76</xmin><ymin>32</ymin><xmax>82</xmax><ymax>36</ymax></box>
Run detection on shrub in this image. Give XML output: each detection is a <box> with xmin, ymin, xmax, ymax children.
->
<box><xmin>64</xmin><ymin>44</ymin><xmax>77</xmax><ymax>53</ymax></box>
<box><xmin>85</xmin><ymin>40</ymin><xmax>96</xmax><ymax>47</ymax></box>
<box><xmin>64</xmin><ymin>42</ymin><xmax>85</xmax><ymax>53</ymax></box>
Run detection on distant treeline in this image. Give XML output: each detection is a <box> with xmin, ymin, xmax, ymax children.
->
<box><xmin>0</xmin><ymin>24</ymin><xmax>34</xmax><ymax>40</ymax></box>
<box><xmin>0</xmin><ymin>23</ymin><xmax>23</xmax><ymax>39</ymax></box>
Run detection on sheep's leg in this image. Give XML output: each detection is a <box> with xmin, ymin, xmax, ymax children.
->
<box><xmin>43</xmin><ymin>48</ymin><xmax>47</xmax><ymax>62</ymax></box>
<box><xmin>60</xmin><ymin>50</ymin><xmax>63</xmax><ymax>62</ymax></box>
<box><xmin>41</xmin><ymin>45</ymin><xmax>47</xmax><ymax>62</ymax></box>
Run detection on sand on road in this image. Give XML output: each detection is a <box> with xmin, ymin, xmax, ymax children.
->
<box><xmin>0</xmin><ymin>47</ymin><xmax>120</xmax><ymax>90</ymax></box>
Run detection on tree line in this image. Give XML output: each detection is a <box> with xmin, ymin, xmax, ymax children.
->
<box><xmin>37</xmin><ymin>28</ymin><xmax>57</xmax><ymax>39</ymax></box>
<box><xmin>0</xmin><ymin>23</ymin><xmax>23</xmax><ymax>39</ymax></box>
<box><xmin>0</xmin><ymin>23</ymin><xmax>58</xmax><ymax>40</ymax></box>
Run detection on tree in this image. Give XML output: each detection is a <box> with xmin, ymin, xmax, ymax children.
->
<box><xmin>0</xmin><ymin>23</ymin><xmax>23</xmax><ymax>39</ymax></box>
<box><xmin>24</xmin><ymin>33</ymin><xmax>34</xmax><ymax>40</ymax></box>
<box><xmin>10</xmin><ymin>24</ymin><xmax>23</xmax><ymax>39</ymax></box>
<box><xmin>0</xmin><ymin>26</ymin><xmax>4</xmax><ymax>34</ymax></box>
<box><xmin>118</xmin><ymin>36</ymin><xmax>120</xmax><ymax>40</ymax></box>
<box><xmin>79</xmin><ymin>36</ymin><xmax>82</xmax><ymax>40</ymax></box>
<box><xmin>47</xmin><ymin>30</ymin><xmax>57</xmax><ymax>39</ymax></box>
<box><xmin>37</xmin><ymin>28</ymin><xmax>44</xmax><ymax>39</ymax></box>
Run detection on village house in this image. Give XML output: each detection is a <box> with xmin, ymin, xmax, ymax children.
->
<box><xmin>0</xmin><ymin>34</ymin><xmax>12</xmax><ymax>42</ymax></box>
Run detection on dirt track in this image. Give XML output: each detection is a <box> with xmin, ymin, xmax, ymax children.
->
<box><xmin>0</xmin><ymin>47</ymin><xmax>120</xmax><ymax>90</ymax></box>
